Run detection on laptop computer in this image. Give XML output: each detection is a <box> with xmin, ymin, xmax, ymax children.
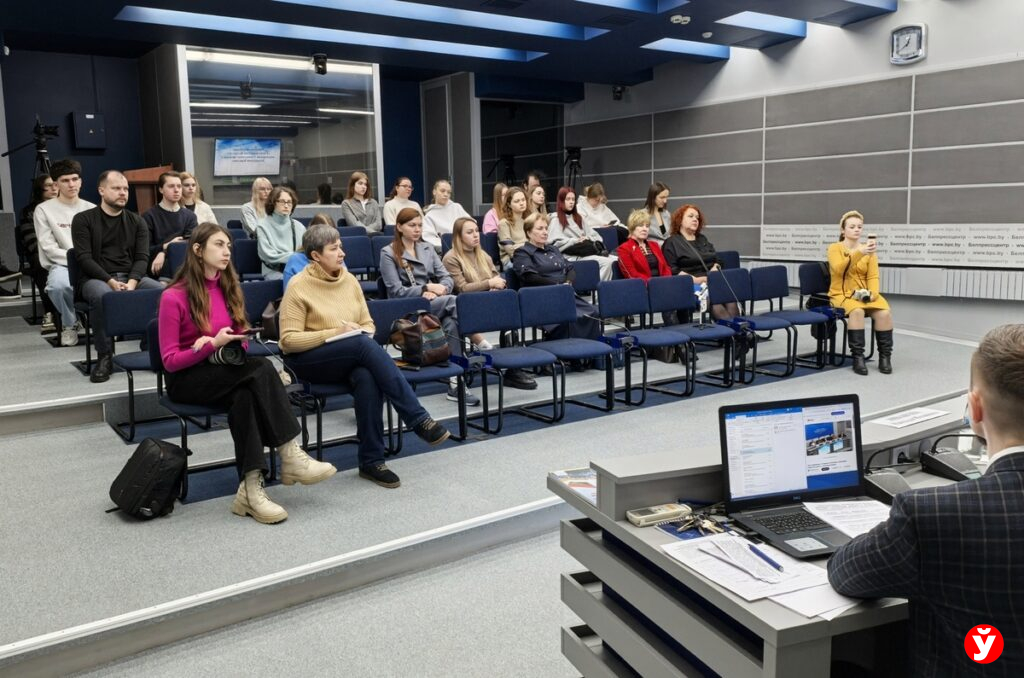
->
<box><xmin>719</xmin><ymin>394</ymin><xmax>866</xmax><ymax>559</ymax></box>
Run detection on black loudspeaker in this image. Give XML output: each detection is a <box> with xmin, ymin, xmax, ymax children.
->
<box><xmin>864</xmin><ymin>471</ymin><xmax>913</xmax><ymax>505</ymax></box>
<box><xmin>921</xmin><ymin>448</ymin><xmax>983</xmax><ymax>482</ymax></box>
<box><xmin>72</xmin><ymin>112</ymin><xmax>106</xmax><ymax>150</ymax></box>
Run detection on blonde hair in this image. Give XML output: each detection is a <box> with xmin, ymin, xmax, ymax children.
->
<box><xmin>528</xmin><ymin>185</ymin><xmax>547</xmax><ymax>216</ymax></box>
<box><xmin>839</xmin><ymin>210</ymin><xmax>864</xmax><ymax>240</ymax></box>
<box><xmin>584</xmin><ymin>183</ymin><xmax>607</xmax><ymax>202</ymax></box>
<box><xmin>523</xmin><ymin>212</ymin><xmax>546</xmax><ymax>236</ymax></box>
<box><xmin>626</xmin><ymin>209</ymin><xmax>650</xmax><ymax>234</ymax></box>
<box><xmin>450</xmin><ymin>217</ymin><xmax>494</xmax><ymax>283</ymax></box>
<box><xmin>250</xmin><ymin>177</ymin><xmax>272</xmax><ymax>219</ymax></box>
<box><xmin>491</xmin><ymin>183</ymin><xmax>508</xmax><ymax>213</ymax></box>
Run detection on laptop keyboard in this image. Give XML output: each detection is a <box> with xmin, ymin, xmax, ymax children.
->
<box><xmin>757</xmin><ymin>511</ymin><xmax>830</xmax><ymax>534</ymax></box>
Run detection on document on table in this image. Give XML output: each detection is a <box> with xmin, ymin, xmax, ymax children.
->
<box><xmin>803</xmin><ymin>499</ymin><xmax>891</xmax><ymax>539</ymax></box>
<box><xmin>661</xmin><ymin>534</ymin><xmax>828</xmax><ymax>601</ymax></box>
<box><xmin>325</xmin><ymin>328</ymin><xmax>371</xmax><ymax>343</ymax></box>
<box><xmin>871</xmin><ymin>407</ymin><xmax>947</xmax><ymax>428</ymax></box>
<box><xmin>769</xmin><ymin>584</ymin><xmax>861</xmax><ymax>619</ymax></box>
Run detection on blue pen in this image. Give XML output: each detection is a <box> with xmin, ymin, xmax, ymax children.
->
<box><xmin>748</xmin><ymin>543</ymin><xmax>784</xmax><ymax>572</ymax></box>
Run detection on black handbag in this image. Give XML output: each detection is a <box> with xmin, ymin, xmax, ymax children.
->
<box><xmin>563</xmin><ymin>239</ymin><xmax>606</xmax><ymax>258</ymax></box>
<box><xmin>261</xmin><ymin>298</ymin><xmax>283</xmax><ymax>341</ymax></box>
<box><xmin>108</xmin><ymin>438</ymin><xmax>188</xmax><ymax>519</ymax></box>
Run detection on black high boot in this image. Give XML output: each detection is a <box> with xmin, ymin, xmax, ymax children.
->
<box><xmin>876</xmin><ymin>329</ymin><xmax>893</xmax><ymax>374</ymax></box>
<box><xmin>849</xmin><ymin>329</ymin><xmax>868</xmax><ymax>375</ymax></box>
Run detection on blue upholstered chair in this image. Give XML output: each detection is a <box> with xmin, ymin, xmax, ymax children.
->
<box><xmin>103</xmin><ymin>287</ymin><xmax>163</xmax><ymax>441</ymax></box>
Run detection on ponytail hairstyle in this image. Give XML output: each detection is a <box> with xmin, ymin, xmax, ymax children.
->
<box><xmin>838</xmin><ymin>210</ymin><xmax>864</xmax><ymax>241</ymax></box>
<box><xmin>166</xmin><ymin>222</ymin><xmax>247</xmax><ymax>334</ymax></box>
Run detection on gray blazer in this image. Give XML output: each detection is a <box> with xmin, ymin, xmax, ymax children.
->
<box><xmin>378</xmin><ymin>241</ymin><xmax>454</xmax><ymax>299</ymax></box>
<box><xmin>340</xmin><ymin>198</ymin><xmax>382</xmax><ymax>233</ymax></box>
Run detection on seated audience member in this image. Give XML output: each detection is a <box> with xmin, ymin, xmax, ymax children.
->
<box><xmin>481</xmin><ymin>183</ymin><xmax>508</xmax><ymax>235</ymax></box>
<box><xmin>283</xmin><ymin>213</ymin><xmax>335</xmax><ymax>288</ymax></box>
<box><xmin>33</xmin><ymin>158</ymin><xmax>96</xmax><ymax>345</ymax></box>
<box><xmin>421</xmin><ymin>179</ymin><xmax>470</xmax><ymax>250</ymax></box>
<box><xmin>316</xmin><ymin>182</ymin><xmax>332</xmax><ymax>206</ymax></box>
<box><xmin>662</xmin><ymin>204</ymin><xmax>738</xmax><ymax>320</ymax></box>
<box><xmin>158</xmin><ymin>223</ymin><xmax>336</xmax><ymax>524</ymax></box>
<box><xmin>379</xmin><ymin>207</ymin><xmax>479</xmax><ymax>406</ymax></box>
<box><xmin>527</xmin><ymin>185</ymin><xmax>548</xmax><ymax>218</ymax></box>
<box><xmin>828</xmin><ymin>210</ymin><xmax>895</xmax><ymax>376</ymax></box>
<box><xmin>512</xmin><ymin>213</ymin><xmax>600</xmax><ymax>342</ymax></box>
<box><xmin>340</xmin><ymin>171</ymin><xmax>382</xmax><ymax>233</ymax></box>
<box><xmin>256</xmin><ymin>186</ymin><xmax>305</xmax><ymax>280</ymax></box>
<box><xmin>578</xmin><ymin>182</ymin><xmax>627</xmax><ymax>245</ymax></box>
<box><xmin>240</xmin><ymin>177</ymin><xmax>273</xmax><ymax>237</ymax></box>
<box><xmin>617</xmin><ymin>209</ymin><xmax>671</xmax><ymax>280</ymax></box>
<box><xmin>828</xmin><ymin>323</ymin><xmax>1024</xmax><ymax>676</ymax></box>
<box><xmin>523</xmin><ymin>171</ymin><xmax>542</xmax><ymax>193</ymax></box>
<box><xmin>179</xmin><ymin>172</ymin><xmax>217</xmax><ymax>225</ymax></box>
<box><xmin>71</xmin><ymin>170</ymin><xmax>163</xmax><ymax>383</ymax></box>
<box><xmin>441</xmin><ymin>217</ymin><xmax>536</xmax><ymax>390</ymax></box>
<box><xmin>16</xmin><ymin>175</ymin><xmax>60</xmax><ymax>321</ymax></box>
<box><xmin>643</xmin><ymin>182</ymin><xmax>672</xmax><ymax>242</ymax></box>
<box><xmin>548</xmin><ymin>186</ymin><xmax>614</xmax><ymax>282</ymax></box>
<box><xmin>144</xmin><ymin>171</ymin><xmax>198</xmax><ymax>279</ymax></box>
<box><xmin>497</xmin><ymin>187</ymin><xmax>529</xmax><ymax>268</ymax></box>
<box><xmin>279</xmin><ymin>225</ymin><xmax>452</xmax><ymax>488</ymax></box>
<box><xmin>382</xmin><ymin>176</ymin><xmax>422</xmax><ymax>226</ymax></box>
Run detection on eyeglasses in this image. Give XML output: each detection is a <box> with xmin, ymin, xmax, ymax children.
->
<box><xmin>399</xmin><ymin>184</ymin><xmax>413</xmax><ymax>189</ymax></box>
<box><xmin>275</xmin><ymin>199</ymin><xmax>293</xmax><ymax>205</ymax></box>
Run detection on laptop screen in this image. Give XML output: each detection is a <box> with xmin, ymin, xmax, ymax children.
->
<box><xmin>719</xmin><ymin>395</ymin><xmax>864</xmax><ymax>509</ymax></box>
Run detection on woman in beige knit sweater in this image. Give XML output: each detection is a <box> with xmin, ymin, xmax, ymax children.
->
<box><xmin>278</xmin><ymin>224</ymin><xmax>451</xmax><ymax>488</ymax></box>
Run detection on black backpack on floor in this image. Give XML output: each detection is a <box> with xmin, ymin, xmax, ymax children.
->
<box><xmin>109</xmin><ymin>438</ymin><xmax>188</xmax><ymax>519</ymax></box>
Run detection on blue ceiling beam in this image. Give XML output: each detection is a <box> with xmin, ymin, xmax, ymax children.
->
<box><xmin>575</xmin><ymin>0</ymin><xmax>690</xmax><ymax>13</ymax></box>
<box><xmin>642</xmin><ymin>37</ymin><xmax>729</xmax><ymax>60</ymax></box>
<box><xmin>274</xmin><ymin>0</ymin><xmax>608</xmax><ymax>41</ymax></box>
<box><xmin>116</xmin><ymin>6</ymin><xmax>546</xmax><ymax>62</ymax></box>
<box><xmin>716</xmin><ymin>11</ymin><xmax>806</xmax><ymax>38</ymax></box>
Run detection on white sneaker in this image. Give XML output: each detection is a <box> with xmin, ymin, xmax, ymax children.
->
<box><xmin>472</xmin><ymin>338</ymin><xmax>494</xmax><ymax>351</ymax></box>
<box><xmin>41</xmin><ymin>312</ymin><xmax>55</xmax><ymax>333</ymax></box>
<box><xmin>60</xmin><ymin>326</ymin><xmax>79</xmax><ymax>347</ymax></box>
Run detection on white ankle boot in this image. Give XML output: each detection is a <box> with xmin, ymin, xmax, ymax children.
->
<box><xmin>278</xmin><ymin>438</ymin><xmax>337</xmax><ymax>486</ymax></box>
<box><xmin>231</xmin><ymin>470</ymin><xmax>288</xmax><ymax>524</ymax></box>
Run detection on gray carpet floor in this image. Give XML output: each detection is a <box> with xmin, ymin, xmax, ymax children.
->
<box><xmin>0</xmin><ymin>330</ymin><xmax>975</xmax><ymax>656</ymax></box>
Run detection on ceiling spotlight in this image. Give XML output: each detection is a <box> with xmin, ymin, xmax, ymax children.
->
<box><xmin>239</xmin><ymin>75</ymin><xmax>253</xmax><ymax>100</ymax></box>
<box><xmin>612</xmin><ymin>85</ymin><xmax>625</xmax><ymax>101</ymax></box>
<box><xmin>312</xmin><ymin>53</ymin><xmax>328</xmax><ymax>75</ymax></box>
<box><xmin>702</xmin><ymin>31</ymin><xmax>714</xmax><ymax>39</ymax></box>
<box><xmin>670</xmin><ymin>15</ymin><xmax>691</xmax><ymax>25</ymax></box>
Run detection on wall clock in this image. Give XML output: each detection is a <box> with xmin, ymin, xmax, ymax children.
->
<box><xmin>891</xmin><ymin>24</ymin><xmax>927</xmax><ymax>65</ymax></box>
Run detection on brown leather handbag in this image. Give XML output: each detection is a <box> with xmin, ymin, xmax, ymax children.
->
<box><xmin>389</xmin><ymin>311</ymin><xmax>450</xmax><ymax>366</ymax></box>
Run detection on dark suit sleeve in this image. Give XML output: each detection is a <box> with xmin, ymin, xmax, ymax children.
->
<box><xmin>71</xmin><ymin>211</ymin><xmax>111</xmax><ymax>283</ymax></box>
<box><xmin>661</xmin><ymin>237</ymin><xmax>684</xmax><ymax>275</ymax></box>
<box><xmin>827</xmin><ymin>493</ymin><xmax>922</xmax><ymax>599</ymax></box>
<box><xmin>129</xmin><ymin>214</ymin><xmax>150</xmax><ymax>281</ymax></box>
<box><xmin>183</xmin><ymin>210</ymin><xmax>198</xmax><ymax>240</ymax></box>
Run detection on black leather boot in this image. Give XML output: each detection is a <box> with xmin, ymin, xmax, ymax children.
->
<box><xmin>876</xmin><ymin>329</ymin><xmax>893</xmax><ymax>374</ymax></box>
<box><xmin>849</xmin><ymin>329</ymin><xmax>868</xmax><ymax>376</ymax></box>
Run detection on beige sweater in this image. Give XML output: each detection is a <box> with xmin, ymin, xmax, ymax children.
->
<box><xmin>278</xmin><ymin>263</ymin><xmax>375</xmax><ymax>354</ymax></box>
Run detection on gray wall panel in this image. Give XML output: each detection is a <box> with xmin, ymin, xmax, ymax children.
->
<box><xmin>653</xmin><ymin>99</ymin><xmax>763</xmax><ymax>138</ymax></box>
<box><xmin>915</xmin><ymin>60</ymin><xmax>1024</xmax><ymax>111</ymax></box>
<box><xmin>912</xmin><ymin>145</ymin><xmax>1024</xmax><ymax>186</ymax></box>
<box><xmin>765</xmin><ymin>116</ymin><xmax>910</xmax><ymax>160</ymax></box>
<box><xmin>764</xmin><ymin>190</ymin><xmax>907</xmax><ymax>224</ymax></box>
<box><xmin>913</xmin><ymin>102</ymin><xmax>1024</xmax><ymax>149</ymax></box>
<box><xmin>654</xmin><ymin>131</ymin><xmax>763</xmax><ymax>168</ymax></box>
<box><xmin>671</xmin><ymin>195</ymin><xmax>762</xmax><ymax>226</ymax></box>
<box><xmin>580</xmin><ymin>143</ymin><xmax>652</xmax><ymax>175</ymax></box>
<box><xmin>911</xmin><ymin>186</ymin><xmax>1024</xmax><ymax>223</ymax></box>
<box><xmin>660</xmin><ymin>164</ymin><xmax>762</xmax><ymax>197</ymax></box>
<box><xmin>703</xmin><ymin>226</ymin><xmax>761</xmax><ymax>257</ymax></box>
<box><xmin>494</xmin><ymin>127</ymin><xmax>561</xmax><ymax>158</ymax></box>
<box><xmin>765</xmin><ymin>153</ymin><xmax>909</xmax><ymax>192</ymax></box>
<box><xmin>586</xmin><ymin>172</ymin><xmax>653</xmax><ymax>202</ymax></box>
<box><xmin>766</xmin><ymin>77</ymin><xmax>912</xmax><ymax>127</ymax></box>
<box><xmin>565</xmin><ymin>114</ymin><xmax>651</xmax><ymax>148</ymax></box>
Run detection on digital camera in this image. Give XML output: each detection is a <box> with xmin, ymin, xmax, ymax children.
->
<box><xmin>852</xmin><ymin>288</ymin><xmax>872</xmax><ymax>302</ymax></box>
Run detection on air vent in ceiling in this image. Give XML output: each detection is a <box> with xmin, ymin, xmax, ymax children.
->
<box><xmin>480</xmin><ymin>0</ymin><xmax>527</xmax><ymax>10</ymax></box>
<box><xmin>596</xmin><ymin>14</ymin><xmax>637</xmax><ymax>27</ymax></box>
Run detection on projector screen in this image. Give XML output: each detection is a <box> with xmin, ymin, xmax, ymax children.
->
<box><xmin>214</xmin><ymin>138</ymin><xmax>281</xmax><ymax>177</ymax></box>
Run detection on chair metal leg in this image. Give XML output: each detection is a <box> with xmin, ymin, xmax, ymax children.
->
<box><xmin>647</xmin><ymin>343</ymin><xmax>697</xmax><ymax>398</ymax></box>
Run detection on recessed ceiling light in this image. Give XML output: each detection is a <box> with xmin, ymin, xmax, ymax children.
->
<box><xmin>186</xmin><ymin>49</ymin><xmax>372</xmax><ymax>75</ymax></box>
<box><xmin>190</xmin><ymin>102</ymin><xmax>262</xmax><ymax>109</ymax></box>
<box><xmin>670</xmin><ymin>15</ymin><xmax>690</xmax><ymax>25</ymax></box>
<box><xmin>701</xmin><ymin>31</ymin><xmax>713</xmax><ymax>39</ymax></box>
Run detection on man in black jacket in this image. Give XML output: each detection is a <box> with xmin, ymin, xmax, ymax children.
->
<box><xmin>71</xmin><ymin>170</ymin><xmax>162</xmax><ymax>383</ymax></box>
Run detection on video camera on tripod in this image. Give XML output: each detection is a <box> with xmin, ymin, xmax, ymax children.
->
<box><xmin>1</xmin><ymin>115</ymin><xmax>60</xmax><ymax>176</ymax></box>
<box><xmin>564</xmin><ymin>146</ymin><xmax>582</xmax><ymax>192</ymax></box>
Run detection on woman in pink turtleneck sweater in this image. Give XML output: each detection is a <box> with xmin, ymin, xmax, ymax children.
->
<box><xmin>157</xmin><ymin>223</ymin><xmax>336</xmax><ymax>524</ymax></box>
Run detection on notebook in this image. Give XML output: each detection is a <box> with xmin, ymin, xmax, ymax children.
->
<box><xmin>719</xmin><ymin>395</ymin><xmax>866</xmax><ymax>559</ymax></box>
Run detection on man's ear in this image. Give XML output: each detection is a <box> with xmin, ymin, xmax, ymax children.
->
<box><xmin>968</xmin><ymin>388</ymin><xmax>985</xmax><ymax>426</ymax></box>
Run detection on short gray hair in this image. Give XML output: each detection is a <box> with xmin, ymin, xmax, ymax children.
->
<box><xmin>302</xmin><ymin>223</ymin><xmax>340</xmax><ymax>258</ymax></box>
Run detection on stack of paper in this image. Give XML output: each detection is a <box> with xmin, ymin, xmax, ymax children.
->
<box><xmin>803</xmin><ymin>499</ymin><xmax>891</xmax><ymax>539</ymax></box>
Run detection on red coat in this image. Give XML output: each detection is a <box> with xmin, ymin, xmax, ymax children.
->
<box><xmin>617</xmin><ymin>238</ymin><xmax>672</xmax><ymax>280</ymax></box>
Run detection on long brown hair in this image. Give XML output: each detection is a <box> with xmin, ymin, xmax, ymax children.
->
<box><xmin>501</xmin><ymin>187</ymin><xmax>526</xmax><ymax>222</ymax></box>
<box><xmin>166</xmin><ymin>222</ymin><xmax>248</xmax><ymax>333</ymax></box>
<box><xmin>392</xmin><ymin>207</ymin><xmax>421</xmax><ymax>267</ymax></box>
<box><xmin>346</xmin><ymin>171</ymin><xmax>373</xmax><ymax>200</ymax></box>
<box><xmin>450</xmin><ymin>217</ymin><xmax>494</xmax><ymax>283</ymax></box>
<box><xmin>491</xmin><ymin>182</ymin><xmax>508</xmax><ymax>213</ymax></box>
<box><xmin>644</xmin><ymin>182</ymin><xmax>670</xmax><ymax>214</ymax></box>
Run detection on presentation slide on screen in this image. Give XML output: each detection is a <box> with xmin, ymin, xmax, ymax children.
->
<box><xmin>760</xmin><ymin>224</ymin><xmax>1024</xmax><ymax>269</ymax></box>
<box><xmin>214</xmin><ymin>138</ymin><xmax>281</xmax><ymax>177</ymax></box>
<box><xmin>725</xmin><ymin>403</ymin><xmax>857</xmax><ymax>500</ymax></box>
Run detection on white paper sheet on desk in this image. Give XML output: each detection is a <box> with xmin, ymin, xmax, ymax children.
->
<box><xmin>803</xmin><ymin>500</ymin><xmax>891</xmax><ymax>539</ymax></box>
<box><xmin>870</xmin><ymin>407</ymin><xmax>946</xmax><ymax>428</ymax></box>
<box><xmin>769</xmin><ymin>584</ymin><xmax>861</xmax><ymax>619</ymax></box>
<box><xmin>661</xmin><ymin>535</ymin><xmax>828</xmax><ymax>601</ymax></box>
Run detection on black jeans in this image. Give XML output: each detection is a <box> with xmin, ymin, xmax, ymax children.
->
<box><xmin>81</xmin><ymin>273</ymin><xmax>163</xmax><ymax>354</ymax></box>
<box><xmin>166</xmin><ymin>357</ymin><xmax>301</xmax><ymax>477</ymax></box>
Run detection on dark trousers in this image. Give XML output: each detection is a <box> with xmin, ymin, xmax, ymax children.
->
<box><xmin>82</xmin><ymin>274</ymin><xmax>163</xmax><ymax>355</ymax></box>
<box><xmin>285</xmin><ymin>335</ymin><xmax>430</xmax><ymax>467</ymax></box>
<box><xmin>166</xmin><ymin>357</ymin><xmax>301</xmax><ymax>476</ymax></box>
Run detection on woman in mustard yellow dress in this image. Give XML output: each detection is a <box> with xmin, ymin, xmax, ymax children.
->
<box><xmin>827</xmin><ymin>210</ymin><xmax>894</xmax><ymax>376</ymax></box>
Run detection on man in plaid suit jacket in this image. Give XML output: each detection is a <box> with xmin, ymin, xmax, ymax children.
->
<box><xmin>828</xmin><ymin>324</ymin><xmax>1024</xmax><ymax>676</ymax></box>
